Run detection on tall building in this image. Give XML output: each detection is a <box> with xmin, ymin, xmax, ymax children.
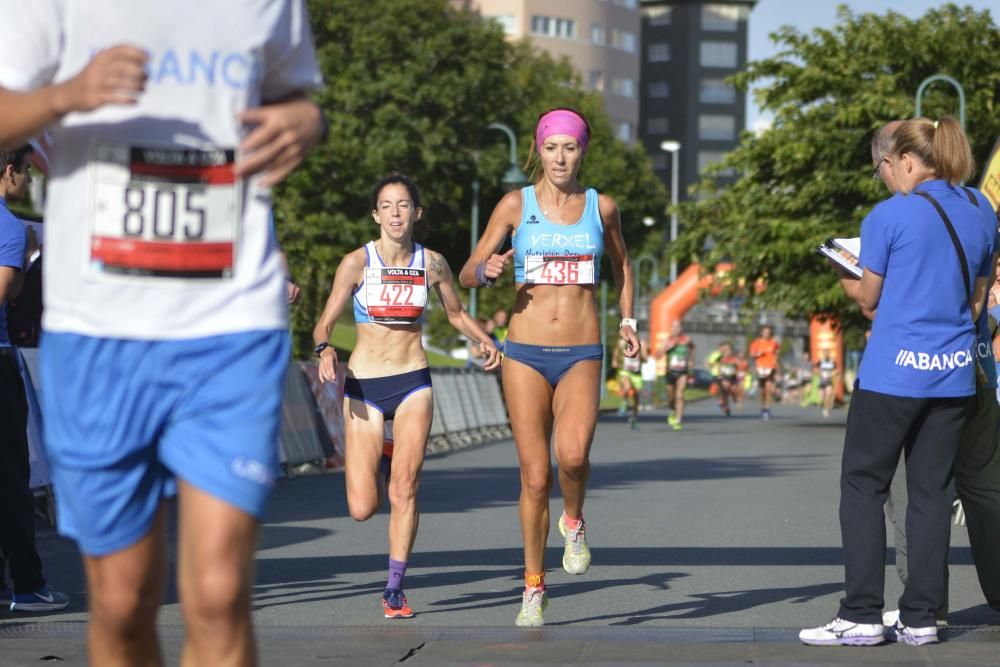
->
<box><xmin>455</xmin><ymin>0</ymin><xmax>641</xmax><ymax>142</ymax></box>
<box><xmin>639</xmin><ymin>1</ymin><xmax>755</xmax><ymax>201</ymax></box>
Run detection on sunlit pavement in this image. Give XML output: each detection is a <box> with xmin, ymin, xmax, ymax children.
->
<box><xmin>4</xmin><ymin>399</ymin><xmax>999</xmax><ymax>665</ymax></box>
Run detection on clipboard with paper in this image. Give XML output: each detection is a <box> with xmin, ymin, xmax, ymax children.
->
<box><xmin>816</xmin><ymin>237</ymin><xmax>862</xmax><ymax>278</ymax></box>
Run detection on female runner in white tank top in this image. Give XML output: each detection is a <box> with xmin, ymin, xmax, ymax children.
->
<box><xmin>313</xmin><ymin>174</ymin><xmax>500</xmax><ymax>620</ymax></box>
<box><xmin>460</xmin><ymin>108</ymin><xmax>639</xmax><ymax>626</ymax></box>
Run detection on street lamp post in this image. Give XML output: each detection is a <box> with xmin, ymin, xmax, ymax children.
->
<box><xmin>469</xmin><ymin>123</ymin><xmax>529</xmax><ymax>321</ymax></box>
<box><xmin>632</xmin><ymin>255</ymin><xmax>660</xmax><ymax>301</ymax></box>
<box><xmin>915</xmin><ymin>74</ymin><xmax>966</xmax><ymax>129</ymax></box>
<box><xmin>660</xmin><ymin>140</ymin><xmax>681</xmax><ymax>283</ymax></box>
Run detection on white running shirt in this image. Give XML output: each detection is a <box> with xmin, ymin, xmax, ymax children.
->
<box><xmin>0</xmin><ymin>1</ymin><xmax>322</xmax><ymax>340</ymax></box>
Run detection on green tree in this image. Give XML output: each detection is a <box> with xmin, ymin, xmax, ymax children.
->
<box><xmin>673</xmin><ymin>4</ymin><xmax>1000</xmax><ymax>328</ymax></box>
<box><xmin>278</xmin><ymin>0</ymin><xmax>667</xmax><ymax>357</ymax></box>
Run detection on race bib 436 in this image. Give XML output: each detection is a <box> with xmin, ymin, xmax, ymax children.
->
<box><xmin>88</xmin><ymin>144</ymin><xmax>241</xmax><ymax>280</ymax></box>
<box><xmin>523</xmin><ymin>254</ymin><xmax>595</xmax><ymax>285</ymax></box>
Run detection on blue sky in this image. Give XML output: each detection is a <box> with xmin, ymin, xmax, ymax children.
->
<box><xmin>746</xmin><ymin>0</ymin><xmax>1000</xmax><ymax>129</ymax></box>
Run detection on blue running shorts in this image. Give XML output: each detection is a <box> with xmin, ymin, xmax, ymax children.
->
<box><xmin>39</xmin><ymin>330</ymin><xmax>290</xmax><ymax>556</ymax></box>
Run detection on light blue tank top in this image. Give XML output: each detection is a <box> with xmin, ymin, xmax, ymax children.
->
<box><xmin>513</xmin><ymin>186</ymin><xmax>604</xmax><ymax>284</ymax></box>
<box><xmin>353</xmin><ymin>241</ymin><xmax>427</xmax><ymax>325</ymax></box>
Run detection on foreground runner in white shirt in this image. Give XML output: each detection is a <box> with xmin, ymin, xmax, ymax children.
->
<box><xmin>0</xmin><ymin>3</ymin><xmax>325</xmax><ymax>665</ymax></box>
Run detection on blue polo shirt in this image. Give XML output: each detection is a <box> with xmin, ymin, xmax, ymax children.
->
<box><xmin>858</xmin><ymin>180</ymin><xmax>995</xmax><ymax>398</ymax></box>
<box><xmin>0</xmin><ymin>197</ymin><xmax>26</xmax><ymax>348</ymax></box>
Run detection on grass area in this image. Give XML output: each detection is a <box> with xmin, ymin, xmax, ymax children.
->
<box><xmin>330</xmin><ymin>314</ymin><xmax>464</xmax><ymax>368</ymax></box>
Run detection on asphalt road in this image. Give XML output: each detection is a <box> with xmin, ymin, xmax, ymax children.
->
<box><xmin>3</xmin><ymin>399</ymin><xmax>999</xmax><ymax>665</ymax></box>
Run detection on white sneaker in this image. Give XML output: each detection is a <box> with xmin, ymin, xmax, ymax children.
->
<box><xmin>799</xmin><ymin>617</ymin><xmax>884</xmax><ymax>646</ymax></box>
<box><xmin>514</xmin><ymin>588</ymin><xmax>548</xmax><ymax>627</ymax></box>
<box><xmin>558</xmin><ymin>514</ymin><xmax>591</xmax><ymax>575</ymax></box>
<box><xmin>887</xmin><ymin>620</ymin><xmax>939</xmax><ymax>646</ymax></box>
<box><xmin>885</xmin><ymin>608</ymin><xmax>949</xmax><ymax>628</ymax></box>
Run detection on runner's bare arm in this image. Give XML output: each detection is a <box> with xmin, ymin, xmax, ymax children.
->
<box><xmin>459</xmin><ymin>190</ymin><xmax>521</xmax><ymax>288</ymax></box>
<box><xmin>237</xmin><ymin>94</ymin><xmax>324</xmax><ymax>187</ymax></box>
<box><xmin>600</xmin><ymin>194</ymin><xmax>638</xmax><ymax>357</ymax></box>
<box><xmin>0</xmin><ymin>46</ymin><xmax>148</xmax><ymax>150</ymax></box>
<box><xmin>313</xmin><ymin>250</ymin><xmax>365</xmax><ymax>382</ymax></box>
<box><xmin>429</xmin><ymin>250</ymin><xmax>501</xmax><ymax>371</ymax></box>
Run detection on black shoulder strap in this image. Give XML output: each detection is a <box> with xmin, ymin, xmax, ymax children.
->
<box><xmin>961</xmin><ymin>186</ymin><xmax>978</xmax><ymax>206</ymax></box>
<box><xmin>913</xmin><ymin>190</ymin><xmax>971</xmax><ymax>299</ymax></box>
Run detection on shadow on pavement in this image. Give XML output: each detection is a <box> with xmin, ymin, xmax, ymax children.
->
<box><xmin>249</xmin><ymin>545</ymin><xmax>976</xmax><ymax>614</ymax></box>
<box><xmin>421</xmin><ymin>571</ymin><xmax>689</xmax><ymax>616</ymax></box>
<box><xmin>264</xmin><ymin>455</ymin><xmax>827</xmax><ymax>525</ymax></box>
<box><xmin>544</xmin><ymin>581</ymin><xmax>845</xmax><ymax>626</ymax></box>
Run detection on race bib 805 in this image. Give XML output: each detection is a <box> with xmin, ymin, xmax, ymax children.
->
<box><xmin>88</xmin><ymin>144</ymin><xmax>241</xmax><ymax>280</ymax></box>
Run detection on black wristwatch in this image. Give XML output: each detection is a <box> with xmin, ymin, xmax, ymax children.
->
<box><xmin>314</xmin><ymin>342</ymin><xmax>330</xmax><ymax>357</ymax></box>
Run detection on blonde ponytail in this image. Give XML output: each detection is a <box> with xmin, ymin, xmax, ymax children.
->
<box><xmin>892</xmin><ymin>115</ymin><xmax>975</xmax><ymax>185</ymax></box>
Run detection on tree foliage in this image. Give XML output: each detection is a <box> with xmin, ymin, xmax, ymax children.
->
<box><xmin>278</xmin><ymin>0</ymin><xmax>667</xmax><ymax>356</ymax></box>
<box><xmin>673</xmin><ymin>4</ymin><xmax>1000</xmax><ymax>329</ymax></box>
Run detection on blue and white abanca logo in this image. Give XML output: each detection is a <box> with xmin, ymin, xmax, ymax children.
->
<box><xmin>94</xmin><ymin>47</ymin><xmax>261</xmax><ymax>90</ymax></box>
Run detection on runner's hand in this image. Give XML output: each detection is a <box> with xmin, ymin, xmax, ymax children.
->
<box><xmin>286</xmin><ymin>280</ymin><xmax>302</xmax><ymax>305</ymax></box>
<box><xmin>56</xmin><ymin>45</ymin><xmax>148</xmax><ymax>113</ymax></box>
<box><xmin>238</xmin><ymin>97</ymin><xmax>324</xmax><ymax>187</ymax></box>
<box><xmin>620</xmin><ymin>324</ymin><xmax>640</xmax><ymax>357</ymax></box>
<box><xmin>484</xmin><ymin>249</ymin><xmax>515</xmax><ymax>281</ymax></box>
<box><xmin>318</xmin><ymin>347</ymin><xmax>338</xmax><ymax>383</ymax></box>
<box><xmin>480</xmin><ymin>341</ymin><xmax>502</xmax><ymax>371</ymax></box>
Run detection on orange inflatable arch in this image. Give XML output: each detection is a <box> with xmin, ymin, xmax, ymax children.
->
<box><xmin>647</xmin><ymin>264</ymin><xmax>843</xmax><ymax>396</ymax></box>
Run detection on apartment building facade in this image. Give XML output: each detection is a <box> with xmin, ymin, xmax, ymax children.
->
<box><xmin>639</xmin><ymin>0</ymin><xmax>755</xmax><ymax>200</ymax></box>
<box><xmin>455</xmin><ymin>0</ymin><xmax>642</xmax><ymax>142</ymax></box>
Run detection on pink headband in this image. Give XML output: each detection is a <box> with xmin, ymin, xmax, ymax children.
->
<box><xmin>535</xmin><ymin>109</ymin><xmax>589</xmax><ymax>153</ymax></box>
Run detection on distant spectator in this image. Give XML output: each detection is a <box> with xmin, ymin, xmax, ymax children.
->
<box><xmin>491</xmin><ymin>308</ymin><xmax>508</xmax><ymax>344</ymax></box>
<box><xmin>0</xmin><ymin>145</ymin><xmax>68</xmax><ymax>612</ymax></box>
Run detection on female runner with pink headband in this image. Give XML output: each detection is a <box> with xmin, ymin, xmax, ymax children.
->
<box><xmin>460</xmin><ymin>107</ymin><xmax>638</xmax><ymax>626</ymax></box>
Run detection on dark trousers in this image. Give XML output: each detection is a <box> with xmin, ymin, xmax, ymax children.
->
<box><xmin>0</xmin><ymin>351</ymin><xmax>45</xmax><ymax>593</ymax></box>
<box><xmin>838</xmin><ymin>387</ymin><xmax>969</xmax><ymax>627</ymax></box>
<box><xmin>887</xmin><ymin>386</ymin><xmax>1000</xmax><ymax>612</ymax></box>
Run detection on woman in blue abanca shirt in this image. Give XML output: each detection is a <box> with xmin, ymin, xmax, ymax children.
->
<box><xmin>800</xmin><ymin>116</ymin><xmax>996</xmax><ymax>647</ymax></box>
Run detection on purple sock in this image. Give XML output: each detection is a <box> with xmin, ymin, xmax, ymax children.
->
<box><xmin>388</xmin><ymin>558</ymin><xmax>407</xmax><ymax>591</ymax></box>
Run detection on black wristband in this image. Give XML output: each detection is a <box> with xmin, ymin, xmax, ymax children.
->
<box><xmin>314</xmin><ymin>342</ymin><xmax>330</xmax><ymax>357</ymax></box>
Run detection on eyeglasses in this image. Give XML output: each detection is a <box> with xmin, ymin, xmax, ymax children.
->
<box><xmin>872</xmin><ymin>157</ymin><xmax>888</xmax><ymax>180</ymax></box>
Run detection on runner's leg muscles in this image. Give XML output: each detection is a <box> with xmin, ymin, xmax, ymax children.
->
<box><xmin>387</xmin><ymin>389</ymin><xmax>432</xmax><ymax>561</ymax></box>
<box><xmin>503</xmin><ymin>358</ymin><xmax>554</xmax><ymax>574</ymax></box>
<box><xmin>85</xmin><ymin>506</ymin><xmax>167</xmax><ymax>667</ymax></box>
<box><xmin>552</xmin><ymin>361</ymin><xmax>601</xmax><ymax>519</ymax></box>
<box><xmin>177</xmin><ymin>482</ymin><xmax>258</xmax><ymax>667</ymax></box>
<box><xmin>343</xmin><ymin>398</ymin><xmax>386</xmax><ymax>521</ymax></box>
<box><xmin>675</xmin><ymin>375</ymin><xmax>688</xmax><ymax>422</ymax></box>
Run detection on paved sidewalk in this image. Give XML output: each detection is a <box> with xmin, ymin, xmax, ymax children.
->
<box><xmin>2</xmin><ymin>400</ymin><xmax>998</xmax><ymax>665</ymax></box>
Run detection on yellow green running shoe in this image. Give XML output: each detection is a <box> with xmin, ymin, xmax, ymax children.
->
<box><xmin>515</xmin><ymin>588</ymin><xmax>548</xmax><ymax>627</ymax></box>
<box><xmin>558</xmin><ymin>514</ymin><xmax>591</xmax><ymax>575</ymax></box>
